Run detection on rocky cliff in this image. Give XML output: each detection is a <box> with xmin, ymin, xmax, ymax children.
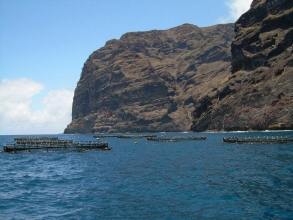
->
<box><xmin>65</xmin><ymin>0</ymin><xmax>292</xmax><ymax>133</ymax></box>
<box><xmin>192</xmin><ymin>0</ymin><xmax>293</xmax><ymax>131</ymax></box>
<box><xmin>65</xmin><ymin>23</ymin><xmax>234</xmax><ymax>133</ymax></box>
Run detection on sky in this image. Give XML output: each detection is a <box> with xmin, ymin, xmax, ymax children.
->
<box><xmin>0</xmin><ymin>0</ymin><xmax>252</xmax><ymax>134</ymax></box>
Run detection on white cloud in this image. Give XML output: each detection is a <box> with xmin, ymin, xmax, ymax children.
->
<box><xmin>220</xmin><ymin>0</ymin><xmax>253</xmax><ymax>22</ymax></box>
<box><xmin>0</xmin><ymin>78</ymin><xmax>73</xmax><ymax>134</ymax></box>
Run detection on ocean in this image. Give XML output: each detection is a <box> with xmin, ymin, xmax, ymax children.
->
<box><xmin>0</xmin><ymin>131</ymin><xmax>292</xmax><ymax>219</ymax></box>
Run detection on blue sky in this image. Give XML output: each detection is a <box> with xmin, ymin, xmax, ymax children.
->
<box><xmin>0</xmin><ymin>0</ymin><xmax>252</xmax><ymax>134</ymax></box>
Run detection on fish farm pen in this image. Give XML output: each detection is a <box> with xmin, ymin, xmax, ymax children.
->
<box><xmin>2</xmin><ymin>137</ymin><xmax>111</xmax><ymax>153</ymax></box>
<box><xmin>94</xmin><ymin>134</ymin><xmax>157</xmax><ymax>139</ymax></box>
<box><xmin>223</xmin><ymin>136</ymin><xmax>293</xmax><ymax>144</ymax></box>
<box><xmin>116</xmin><ymin>134</ymin><xmax>157</xmax><ymax>139</ymax></box>
<box><xmin>94</xmin><ymin>134</ymin><xmax>122</xmax><ymax>138</ymax></box>
<box><xmin>147</xmin><ymin>136</ymin><xmax>207</xmax><ymax>142</ymax></box>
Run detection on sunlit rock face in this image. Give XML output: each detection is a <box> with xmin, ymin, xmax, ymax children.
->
<box><xmin>192</xmin><ymin>0</ymin><xmax>293</xmax><ymax>131</ymax></box>
<box><xmin>65</xmin><ymin>23</ymin><xmax>234</xmax><ymax>133</ymax></box>
<box><xmin>65</xmin><ymin>0</ymin><xmax>292</xmax><ymax>134</ymax></box>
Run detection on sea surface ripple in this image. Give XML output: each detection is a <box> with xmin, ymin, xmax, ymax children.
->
<box><xmin>0</xmin><ymin>131</ymin><xmax>292</xmax><ymax>219</ymax></box>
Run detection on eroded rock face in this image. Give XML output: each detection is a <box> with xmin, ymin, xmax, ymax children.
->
<box><xmin>192</xmin><ymin>0</ymin><xmax>293</xmax><ymax>131</ymax></box>
<box><xmin>232</xmin><ymin>0</ymin><xmax>292</xmax><ymax>72</ymax></box>
<box><xmin>65</xmin><ymin>23</ymin><xmax>234</xmax><ymax>133</ymax></box>
<box><xmin>65</xmin><ymin>0</ymin><xmax>292</xmax><ymax>133</ymax></box>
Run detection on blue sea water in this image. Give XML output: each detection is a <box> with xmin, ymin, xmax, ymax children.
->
<box><xmin>0</xmin><ymin>131</ymin><xmax>293</xmax><ymax>220</ymax></box>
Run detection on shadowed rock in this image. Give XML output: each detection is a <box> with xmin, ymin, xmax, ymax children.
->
<box><xmin>192</xmin><ymin>0</ymin><xmax>293</xmax><ymax>131</ymax></box>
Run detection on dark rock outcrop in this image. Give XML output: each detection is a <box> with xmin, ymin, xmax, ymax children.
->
<box><xmin>65</xmin><ymin>24</ymin><xmax>234</xmax><ymax>133</ymax></box>
<box><xmin>192</xmin><ymin>0</ymin><xmax>293</xmax><ymax>131</ymax></box>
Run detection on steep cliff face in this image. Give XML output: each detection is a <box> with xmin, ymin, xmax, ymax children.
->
<box><xmin>65</xmin><ymin>0</ymin><xmax>292</xmax><ymax>133</ymax></box>
<box><xmin>232</xmin><ymin>0</ymin><xmax>292</xmax><ymax>72</ymax></box>
<box><xmin>65</xmin><ymin>24</ymin><xmax>234</xmax><ymax>133</ymax></box>
<box><xmin>192</xmin><ymin>0</ymin><xmax>293</xmax><ymax>131</ymax></box>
